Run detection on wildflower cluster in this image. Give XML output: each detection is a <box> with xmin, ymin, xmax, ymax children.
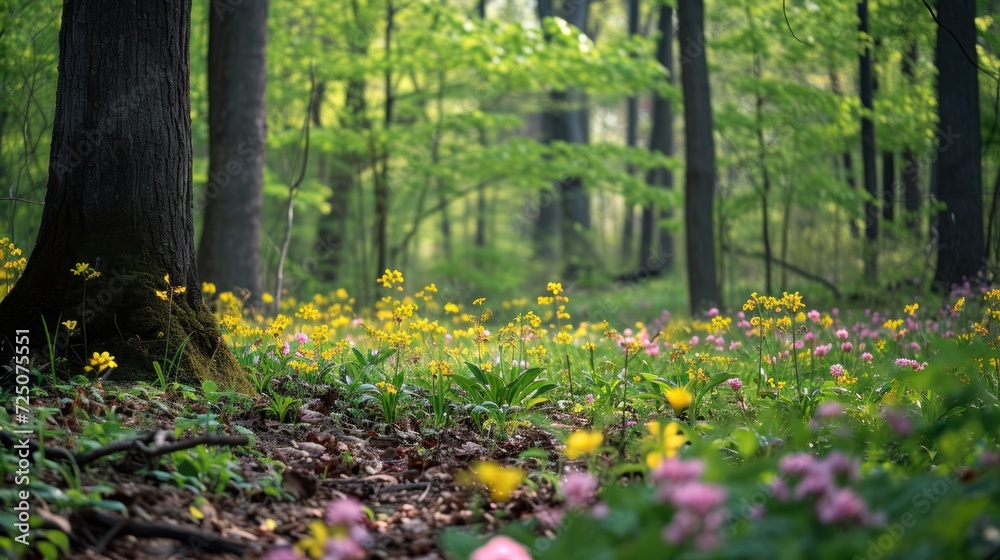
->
<box><xmin>265</xmin><ymin>498</ymin><xmax>370</xmax><ymax>560</ymax></box>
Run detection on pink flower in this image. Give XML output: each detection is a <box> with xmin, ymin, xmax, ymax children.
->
<box><xmin>726</xmin><ymin>377</ymin><xmax>743</xmax><ymax>391</ymax></box>
<box><xmin>689</xmin><ymin>336</ymin><xmax>700</xmax><ymax>346</ymax></box>
<box><xmin>264</xmin><ymin>549</ymin><xmax>307</xmax><ymax>560</ymax></box>
<box><xmin>670</xmin><ymin>482</ymin><xmax>727</xmax><ymax>515</ymax></box>
<box><xmin>807</xmin><ymin>310</ymin><xmax>821</xmax><ymax>323</ymax></box>
<box><xmin>281</xmin><ymin>342</ymin><xmax>291</xmax><ymax>356</ymax></box>
<box><xmin>326</xmin><ymin>498</ymin><xmax>366</xmax><ymax>527</ymax></box>
<box><xmin>804</xmin><ymin>331</ymin><xmax>815</xmax><ymax>341</ymax></box>
<box><xmin>816</xmin><ymin>401</ymin><xmax>843</xmax><ymax>418</ymax></box>
<box><xmin>829</xmin><ymin>364</ymin><xmax>845</xmax><ymax>378</ymax></box>
<box><xmin>817</xmin><ymin>488</ymin><xmax>869</xmax><ymax>526</ymax></box>
<box><xmin>814</xmin><ymin>344</ymin><xmax>832</xmax><ymax>357</ymax></box>
<box><xmin>653</xmin><ymin>458</ymin><xmax>705</xmax><ymax>488</ymax></box>
<box><xmin>470</xmin><ymin>536</ymin><xmax>533</xmax><ymax>560</ymax></box>
<box><xmin>882</xmin><ymin>408</ymin><xmax>913</xmax><ymax>436</ymax></box>
<box><xmin>841</xmin><ymin>342</ymin><xmax>853</xmax><ymax>352</ymax></box>
<box><xmin>729</xmin><ymin>341</ymin><xmax>741</xmax><ymax>350</ymax></box>
<box><xmin>295</xmin><ymin>332</ymin><xmax>309</xmax><ymax>344</ymax></box>
<box><xmin>778</xmin><ymin>453</ymin><xmax>816</xmax><ymax>476</ymax></box>
<box><xmin>591</xmin><ymin>501</ymin><xmax>610</xmax><ymax>519</ymax></box>
<box><xmin>860</xmin><ymin>352</ymin><xmax>873</xmax><ymax>363</ymax></box>
<box><xmin>836</xmin><ymin>329</ymin><xmax>849</xmax><ymax>340</ymax></box>
<box><xmin>707</xmin><ymin>307</ymin><xmax>720</xmax><ymax>317</ymax></box>
<box><xmin>323</xmin><ymin>538</ymin><xmax>366</xmax><ymax>560</ymax></box>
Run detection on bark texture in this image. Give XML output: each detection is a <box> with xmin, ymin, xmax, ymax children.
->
<box><xmin>0</xmin><ymin>0</ymin><xmax>247</xmax><ymax>391</ymax></box>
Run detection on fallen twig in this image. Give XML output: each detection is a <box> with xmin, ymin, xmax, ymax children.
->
<box><xmin>0</xmin><ymin>430</ymin><xmax>249</xmax><ymax>467</ymax></box>
<box><xmin>81</xmin><ymin>509</ymin><xmax>246</xmax><ymax>556</ymax></box>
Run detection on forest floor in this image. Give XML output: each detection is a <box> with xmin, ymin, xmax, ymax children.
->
<box><xmin>25</xmin><ymin>385</ymin><xmax>582</xmax><ymax>560</ymax></box>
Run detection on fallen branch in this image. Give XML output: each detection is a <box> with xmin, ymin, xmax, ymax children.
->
<box><xmin>723</xmin><ymin>246</ymin><xmax>842</xmax><ymax>297</ymax></box>
<box><xmin>0</xmin><ymin>429</ymin><xmax>249</xmax><ymax>467</ymax></box>
<box><xmin>81</xmin><ymin>509</ymin><xmax>246</xmax><ymax>556</ymax></box>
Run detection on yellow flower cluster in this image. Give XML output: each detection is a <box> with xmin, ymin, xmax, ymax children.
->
<box><xmin>645</xmin><ymin>421</ymin><xmax>687</xmax><ymax>469</ymax></box>
<box><xmin>375</xmin><ymin>381</ymin><xmax>398</xmax><ymax>395</ymax></box>
<box><xmin>428</xmin><ymin>360</ymin><xmax>454</xmax><ymax>376</ymax></box>
<box><xmin>377</xmin><ymin>269</ymin><xmax>404</xmax><ymax>288</ymax></box>
<box><xmin>84</xmin><ymin>351</ymin><xmax>117</xmax><ymax>375</ymax></box>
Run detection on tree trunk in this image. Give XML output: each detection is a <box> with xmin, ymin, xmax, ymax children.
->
<box><xmin>901</xmin><ymin>42</ymin><xmax>921</xmax><ymax>235</ymax></box>
<box><xmin>881</xmin><ymin>151</ymin><xmax>895</xmax><ymax>224</ymax></box>
<box><xmin>678</xmin><ymin>0</ymin><xmax>719</xmax><ymax>313</ymax></box>
<box><xmin>0</xmin><ymin>0</ymin><xmax>245</xmax><ymax>391</ymax></box>
<box><xmin>933</xmin><ymin>0</ymin><xmax>984</xmax><ymax>287</ymax></box>
<box><xmin>474</xmin><ymin>0</ymin><xmax>489</xmax><ymax>249</ymax></box>
<box><xmin>858</xmin><ymin>0</ymin><xmax>878</xmax><ymax>280</ymax></box>
<box><xmin>622</xmin><ymin>0</ymin><xmax>639</xmax><ymax>268</ymax></box>
<box><xmin>640</xmin><ymin>3</ymin><xmax>675</xmax><ymax>275</ymax></box>
<box><xmin>535</xmin><ymin>0</ymin><xmax>592</xmax><ymax>279</ymax></box>
<box><xmin>197</xmin><ymin>0</ymin><xmax>268</xmax><ymax>304</ymax></box>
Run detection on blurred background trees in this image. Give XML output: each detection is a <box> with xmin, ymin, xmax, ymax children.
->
<box><xmin>2</xmin><ymin>0</ymin><xmax>997</xmax><ymax>313</ymax></box>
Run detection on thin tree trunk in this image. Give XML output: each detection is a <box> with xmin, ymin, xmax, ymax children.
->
<box><xmin>622</xmin><ymin>0</ymin><xmax>639</xmax><ymax>268</ymax></box>
<box><xmin>882</xmin><ymin>151</ymin><xmax>895</xmax><ymax>224</ymax></box>
<box><xmin>858</xmin><ymin>0</ymin><xmax>878</xmax><ymax>280</ymax></box>
<box><xmin>373</xmin><ymin>0</ymin><xmax>395</xmax><ymax>279</ymax></box>
<box><xmin>641</xmin><ymin>3</ymin><xmax>675</xmax><ymax>275</ymax></box>
<box><xmin>198</xmin><ymin>0</ymin><xmax>268</xmax><ymax>303</ymax></box>
<box><xmin>901</xmin><ymin>42</ymin><xmax>921</xmax><ymax>235</ymax></box>
<box><xmin>678</xmin><ymin>0</ymin><xmax>719</xmax><ymax>313</ymax></box>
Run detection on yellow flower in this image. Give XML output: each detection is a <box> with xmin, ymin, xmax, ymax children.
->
<box><xmin>665</xmin><ymin>387</ymin><xmax>693</xmax><ymax>415</ymax></box>
<box><xmin>645</xmin><ymin>421</ymin><xmax>687</xmax><ymax>469</ymax></box>
<box><xmin>473</xmin><ymin>297</ymin><xmax>486</xmax><ymax>306</ymax></box>
<box><xmin>547</xmin><ymin>282</ymin><xmax>563</xmax><ymax>295</ymax></box>
<box><xmin>537</xmin><ymin>296</ymin><xmax>554</xmax><ymax>305</ymax></box>
<box><xmin>953</xmin><ymin>297</ymin><xmax>966</xmax><ymax>312</ymax></box>
<box><xmin>72</xmin><ymin>263</ymin><xmax>90</xmax><ymax>276</ymax></box>
<box><xmin>61</xmin><ymin>320</ymin><xmax>77</xmax><ymax>331</ymax></box>
<box><xmin>83</xmin><ymin>351</ymin><xmax>118</xmax><ymax>375</ymax></box>
<box><xmin>155</xmin><ymin>290</ymin><xmax>169</xmax><ymax>301</ymax></box>
<box><xmin>564</xmin><ymin>430</ymin><xmax>604</xmax><ymax>459</ymax></box>
<box><xmin>444</xmin><ymin>302</ymin><xmax>460</xmax><ymax>314</ymax></box>
<box><xmin>296</xmin><ymin>519</ymin><xmax>331</xmax><ymax>559</ymax></box>
<box><xmin>172</xmin><ymin>286</ymin><xmax>186</xmax><ymax>295</ymax></box>
<box><xmin>261</xmin><ymin>292</ymin><xmax>274</xmax><ymax>304</ymax></box>
<box><xmin>201</xmin><ymin>282</ymin><xmax>216</xmax><ymax>295</ymax></box>
<box><xmin>904</xmin><ymin>303</ymin><xmax>919</xmax><ymax>316</ymax></box>
<box><xmin>472</xmin><ymin>461</ymin><xmax>525</xmax><ymax>502</ymax></box>
<box><xmin>581</xmin><ymin>341</ymin><xmax>597</xmax><ymax>352</ymax></box>
<box><xmin>377</xmin><ymin>268</ymin><xmax>404</xmax><ymax>288</ymax></box>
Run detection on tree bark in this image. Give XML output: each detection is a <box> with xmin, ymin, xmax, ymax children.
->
<box><xmin>621</xmin><ymin>0</ymin><xmax>639</xmax><ymax>267</ymax></box>
<box><xmin>901</xmin><ymin>42</ymin><xmax>921</xmax><ymax>235</ymax></box>
<box><xmin>0</xmin><ymin>0</ymin><xmax>246</xmax><ymax>390</ymax></box>
<box><xmin>678</xmin><ymin>0</ymin><xmax>719</xmax><ymax>313</ymax></box>
<box><xmin>858</xmin><ymin>0</ymin><xmax>878</xmax><ymax>280</ymax></box>
<box><xmin>197</xmin><ymin>0</ymin><xmax>268</xmax><ymax>304</ymax></box>
<box><xmin>535</xmin><ymin>0</ymin><xmax>592</xmax><ymax>279</ymax></box>
<box><xmin>933</xmin><ymin>0</ymin><xmax>984</xmax><ymax>287</ymax></box>
<box><xmin>881</xmin><ymin>151</ymin><xmax>895</xmax><ymax>224</ymax></box>
<box><xmin>640</xmin><ymin>3</ymin><xmax>675</xmax><ymax>276</ymax></box>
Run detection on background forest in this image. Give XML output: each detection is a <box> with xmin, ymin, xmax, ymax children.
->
<box><xmin>2</xmin><ymin>0</ymin><xmax>997</xmax><ymax>313</ymax></box>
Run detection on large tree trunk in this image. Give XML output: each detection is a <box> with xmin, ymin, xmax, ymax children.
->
<box><xmin>621</xmin><ymin>0</ymin><xmax>639</xmax><ymax>268</ymax></box>
<box><xmin>858</xmin><ymin>0</ymin><xmax>878</xmax><ymax>280</ymax></box>
<box><xmin>197</xmin><ymin>0</ymin><xmax>268</xmax><ymax>303</ymax></box>
<box><xmin>678</xmin><ymin>0</ymin><xmax>719</xmax><ymax>313</ymax></box>
<box><xmin>0</xmin><ymin>0</ymin><xmax>246</xmax><ymax>390</ymax></box>
<box><xmin>933</xmin><ymin>0</ymin><xmax>984</xmax><ymax>286</ymax></box>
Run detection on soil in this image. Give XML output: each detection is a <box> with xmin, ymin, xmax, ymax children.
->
<box><xmin>10</xmin><ymin>385</ymin><xmax>590</xmax><ymax>559</ymax></box>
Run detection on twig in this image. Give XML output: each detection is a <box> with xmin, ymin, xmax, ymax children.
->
<box><xmin>723</xmin><ymin>246</ymin><xmax>842</xmax><ymax>298</ymax></box>
<box><xmin>0</xmin><ymin>196</ymin><xmax>44</xmax><ymax>205</ymax></box>
<box><xmin>0</xmin><ymin>430</ymin><xmax>248</xmax><ymax>467</ymax></box>
<box><xmin>82</xmin><ymin>509</ymin><xmax>246</xmax><ymax>556</ymax></box>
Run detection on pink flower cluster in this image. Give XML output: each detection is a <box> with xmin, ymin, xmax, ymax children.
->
<box><xmin>265</xmin><ymin>498</ymin><xmax>370</xmax><ymax>560</ymax></box>
<box><xmin>772</xmin><ymin>453</ymin><xmax>879</xmax><ymax>528</ymax></box>
<box><xmin>813</xmin><ymin>343</ymin><xmax>832</xmax><ymax>358</ymax></box>
<box><xmin>894</xmin><ymin>358</ymin><xmax>927</xmax><ymax>371</ymax></box>
<box><xmin>561</xmin><ymin>472</ymin><xmax>599</xmax><ymax>509</ymax></box>
<box><xmin>653</xmin><ymin>458</ymin><xmax>727</xmax><ymax>550</ymax></box>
